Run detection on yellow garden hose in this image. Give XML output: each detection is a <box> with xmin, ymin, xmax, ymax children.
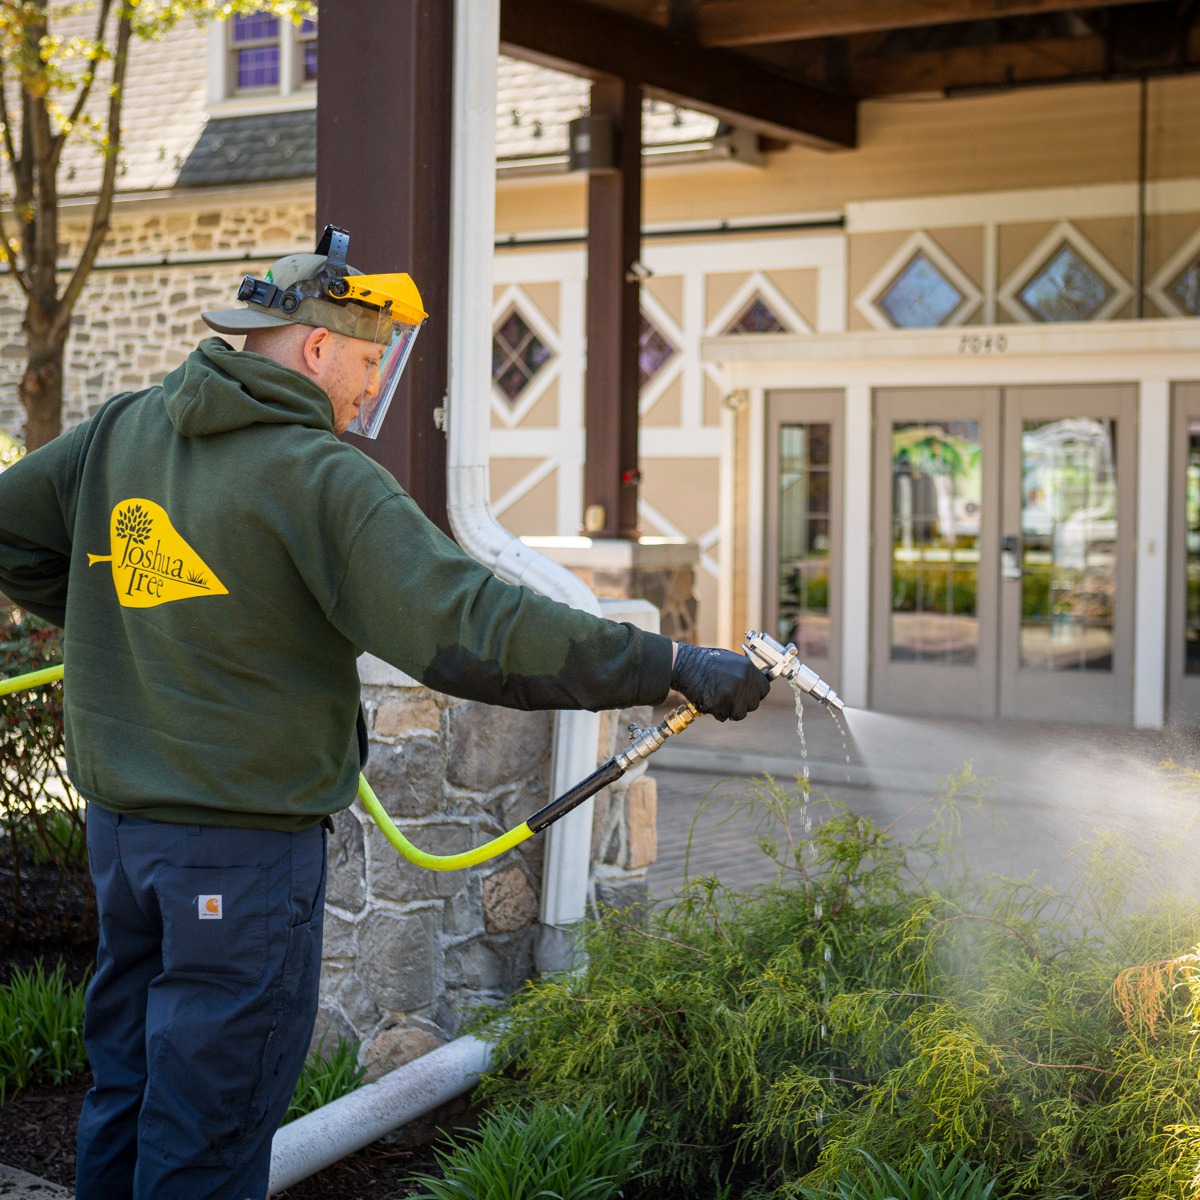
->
<box><xmin>0</xmin><ymin>661</ymin><xmax>640</xmax><ymax>872</ymax></box>
<box><xmin>0</xmin><ymin>633</ymin><xmax>840</xmax><ymax>872</ymax></box>
<box><xmin>357</xmin><ymin>774</ymin><xmax>533</xmax><ymax>870</ymax></box>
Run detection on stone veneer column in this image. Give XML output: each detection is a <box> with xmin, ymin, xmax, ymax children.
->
<box><xmin>523</xmin><ymin>537</ymin><xmax>700</xmax><ymax>645</ymax></box>
<box><xmin>317</xmin><ymin>617</ymin><xmax>664</xmax><ymax>1081</ymax></box>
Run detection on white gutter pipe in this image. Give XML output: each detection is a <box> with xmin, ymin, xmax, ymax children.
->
<box><xmin>269</xmin><ymin>1035</ymin><xmax>494</xmax><ymax>1193</ymax></box>
<box><xmin>445</xmin><ymin>0</ymin><xmax>603</xmax><ymax>971</ymax></box>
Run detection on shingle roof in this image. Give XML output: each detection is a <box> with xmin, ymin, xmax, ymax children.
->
<box><xmin>19</xmin><ymin>19</ymin><xmax>723</xmax><ymax>199</ymax></box>
<box><xmin>175</xmin><ymin>110</ymin><xmax>316</xmax><ymax>188</ymax></box>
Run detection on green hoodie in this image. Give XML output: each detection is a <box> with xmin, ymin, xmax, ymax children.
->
<box><xmin>0</xmin><ymin>339</ymin><xmax>673</xmax><ymax>830</ymax></box>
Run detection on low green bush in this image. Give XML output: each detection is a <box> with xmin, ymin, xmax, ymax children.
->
<box><xmin>0</xmin><ymin>960</ymin><xmax>367</xmax><ymax>1125</ymax></box>
<box><xmin>282</xmin><ymin>1029</ymin><xmax>366</xmax><ymax>1124</ymax></box>
<box><xmin>476</xmin><ymin>771</ymin><xmax>1200</xmax><ymax>1200</ymax></box>
<box><xmin>799</xmin><ymin>1147</ymin><xmax>998</xmax><ymax>1200</ymax></box>
<box><xmin>409</xmin><ymin>1098</ymin><xmax>646</xmax><ymax>1200</ymax></box>
<box><xmin>0</xmin><ymin>609</ymin><xmax>92</xmax><ymax>946</ymax></box>
<box><xmin>0</xmin><ymin>960</ymin><xmax>89</xmax><ymax>1103</ymax></box>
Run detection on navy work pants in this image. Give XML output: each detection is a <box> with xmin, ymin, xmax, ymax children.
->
<box><xmin>76</xmin><ymin>806</ymin><xmax>327</xmax><ymax>1200</ymax></box>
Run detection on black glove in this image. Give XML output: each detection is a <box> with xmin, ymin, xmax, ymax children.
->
<box><xmin>670</xmin><ymin>643</ymin><xmax>771</xmax><ymax>722</ymax></box>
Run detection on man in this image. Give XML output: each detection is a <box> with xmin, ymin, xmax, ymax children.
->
<box><xmin>0</xmin><ymin>226</ymin><xmax>769</xmax><ymax>1199</ymax></box>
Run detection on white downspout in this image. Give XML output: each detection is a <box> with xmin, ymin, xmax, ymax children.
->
<box><xmin>446</xmin><ymin>0</ymin><xmax>601</xmax><ymax>971</ymax></box>
<box><xmin>265</xmin><ymin>10</ymin><xmax>598</xmax><ymax>1190</ymax></box>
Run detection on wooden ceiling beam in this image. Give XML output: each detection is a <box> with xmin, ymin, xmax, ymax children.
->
<box><xmin>695</xmin><ymin>0</ymin><xmax>1171</xmax><ymax>46</ymax></box>
<box><xmin>836</xmin><ymin>18</ymin><xmax>1200</xmax><ymax>95</ymax></box>
<box><xmin>847</xmin><ymin>36</ymin><xmax>1107</xmax><ymax>95</ymax></box>
<box><xmin>500</xmin><ymin>0</ymin><xmax>857</xmax><ymax>148</ymax></box>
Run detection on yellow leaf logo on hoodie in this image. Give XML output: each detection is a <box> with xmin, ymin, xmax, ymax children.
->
<box><xmin>87</xmin><ymin>499</ymin><xmax>229</xmax><ymax>608</ymax></box>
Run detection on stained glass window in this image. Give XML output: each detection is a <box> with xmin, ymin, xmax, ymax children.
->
<box><xmin>1170</xmin><ymin>255</ymin><xmax>1200</xmax><ymax>317</ymax></box>
<box><xmin>1018</xmin><ymin>243</ymin><xmax>1111</xmax><ymax>322</ymax></box>
<box><xmin>728</xmin><ymin>297</ymin><xmax>787</xmax><ymax>334</ymax></box>
<box><xmin>877</xmin><ymin>252</ymin><xmax>965</xmax><ymax>328</ymax></box>
<box><xmin>639</xmin><ymin>313</ymin><xmax>676</xmax><ymax>390</ymax></box>
<box><xmin>492</xmin><ymin>307</ymin><xmax>553</xmax><ymax>403</ymax></box>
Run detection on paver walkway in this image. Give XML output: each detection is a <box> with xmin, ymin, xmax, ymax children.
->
<box><xmin>645</xmin><ymin>688</ymin><xmax>1200</xmax><ymax>901</ymax></box>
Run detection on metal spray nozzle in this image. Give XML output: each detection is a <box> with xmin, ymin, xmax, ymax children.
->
<box><xmin>742</xmin><ymin>630</ymin><xmax>845</xmax><ymax>712</ymax></box>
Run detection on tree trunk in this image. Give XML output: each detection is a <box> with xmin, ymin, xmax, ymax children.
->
<box><xmin>19</xmin><ymin>315</ymin><xmax>68</xmax><ymax>451</ymax></box>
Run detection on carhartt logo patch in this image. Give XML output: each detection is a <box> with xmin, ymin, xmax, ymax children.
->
<box><xmin>198</xmin><ymin>894</ymin><xmax>223</xmax><ymax>920</ymax></box>
<box><xmin>87</xmin><ymin>499</ymin><xmax>228</xmax><ymax>608</ymax></box>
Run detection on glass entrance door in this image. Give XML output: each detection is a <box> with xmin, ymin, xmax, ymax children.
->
<box><xmin>998</xmin><ymin>385</ymin><xmax>1135</xmax><ymax>724</ymax></box>
<box><xmin>765</xmin><ymin>390</ymin><xmax>841</xmax><ymax>693</ymax></box>
<box><xmin>872</xmin><ymin>389</ymin><xmax>1000</xmax><ymax>717</ymax></box>
<box><xmin>871</xmin><ymin>384</ymin><xmax>1136</xmax><ymax>723</ymax></box>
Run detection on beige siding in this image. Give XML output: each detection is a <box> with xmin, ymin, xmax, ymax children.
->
<box><xmin>496</xmin><ymin>76</ymin><xmax>1200</xmax><ymax>237</ymax></box>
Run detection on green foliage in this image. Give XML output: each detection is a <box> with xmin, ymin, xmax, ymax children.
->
<box><xmin>0</xmin><ymin>960</ymin><xmax>88</xmax><ymax>1104</ymax></box>
<box><xmin>891</xmin><ymin>564</ymin><xmax>977</xmax><ymax>616</ymax></box>
<box><xmin>477</xmin><ymin>772</ymin><xmax>1200</xmax><ymax>1200</ymax></box>
<box><xmin>0</xmin><ymin>609</ymin><xmax>92</xmax><ymax>945</ymax></box>
<box><xmin>282</xmin><ymin>1029</ymin><xmax>367</xmax><ymax>1125</ymax></box>
<box><xmin>798</xmin><ymin>1147</ymin><xmax>998</xmax><ymax>1200</ymax></box>
<box><xmin>409</xmin><ymin>1098</ymin><xmax>646</xmax><ymax>1200</ymax></box>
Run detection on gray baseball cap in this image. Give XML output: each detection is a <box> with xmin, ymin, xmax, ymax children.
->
<box><xmin>202</xmin><ymin>252</ymin><xmax>385</xmax><ymax>342</ymax></box>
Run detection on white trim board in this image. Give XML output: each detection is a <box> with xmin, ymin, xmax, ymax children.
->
<box><xmin>847</xmin><ymin>178</ymin><xmax>1200</xmax><ymax>232</ymax></box>
<box><xmin>703</xmin><ymin>319</ymin><xmax>1200</xmax><ymax>390</ymax></box>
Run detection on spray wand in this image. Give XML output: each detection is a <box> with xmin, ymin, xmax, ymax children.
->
<box><xmin>0</xmin><ymin>631</ymin><xmax>842</xmax><ymax>871</ymax></box>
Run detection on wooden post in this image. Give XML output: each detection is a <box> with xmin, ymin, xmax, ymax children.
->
<box><xmin>316</xmin><ymin>0</ymin><xmax>452</xmax><ymax>535</ymax></box>
<box><xmin>583</xmin><ymin>76</ymin><xmax>643</xmax><ymax>540</ymax></box>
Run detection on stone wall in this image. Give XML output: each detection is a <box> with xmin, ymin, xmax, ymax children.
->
<box><xmin>321</xmin><ymin>646</ymin><xmax>660</xmax><ymax>1081</ymax></box>
<box><xmin>0</xmin><ymin>191</ymin><xmax>314</xmax><ymax>435</ymax></box>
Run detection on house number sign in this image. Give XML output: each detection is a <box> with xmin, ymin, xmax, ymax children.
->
<box><xmin>958</xmin><ymin>332</ymin><xmax>1009</xmax><ymax>354</ymax></box>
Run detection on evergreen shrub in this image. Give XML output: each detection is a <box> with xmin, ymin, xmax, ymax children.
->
<box><xmin>0</xmin><ymin>609</ymin><xmax>93</xmax><ymax>947</ymax></box>
<box><xmin>477</xmin><ymin>770</ymin><xmax>1200</xmax><ymax>1199</ymax></box>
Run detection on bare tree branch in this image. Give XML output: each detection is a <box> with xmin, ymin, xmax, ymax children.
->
<box><xmin>56</xmin><ymin>7</ymin><xmax>132</xmax><ymax>330</ymax></box>
<box><xmin>54</xmin><ymin>0</ymin><xmax>117</xmax><ymax>169</ymax></box>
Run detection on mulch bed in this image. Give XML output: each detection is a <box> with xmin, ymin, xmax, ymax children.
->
<box><xmin>0</xmin><ymin>1074</ymin><xmax>452</xmax><ymax>1196</ymax></box>
<box><xmin>0</xmin><ymin>859</ymin><xmax>457</xmax><ymax>1197</ymax></box>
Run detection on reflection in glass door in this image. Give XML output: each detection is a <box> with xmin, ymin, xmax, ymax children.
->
<box><xmin>766</xmin><ymin>391</ymin><xmax>840</xmax><ymax>692</ymax></box>
<box><xmin>889</xmin><ymin>420</ymin><xmax>983</xmax><ymax>666</ymax></box>
<box><xmin>999</xmin><ymin>385</ymin><xmax>1134</xmax><ymax>723</ymax></box>
<box><xmin>872</xmin><ymin>389</ymin><xmax>1000</xmax><ymax>718</ymax></box>
<box><xmin>1016</xmin><ymin>416</ymin><xmax>1117</xmax><ymax>673</ymax></box>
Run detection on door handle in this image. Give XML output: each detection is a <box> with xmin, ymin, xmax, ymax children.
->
<box><xmin>1000</xmin><ymin>535</ymin><xmax>1023</xmax><ymax>580</ymax></box>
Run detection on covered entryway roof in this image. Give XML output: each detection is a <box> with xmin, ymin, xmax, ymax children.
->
<box><xmin>317</xmin><ymin>0</ymin><xmax>1200</xmax><ymax>530</ymax></box>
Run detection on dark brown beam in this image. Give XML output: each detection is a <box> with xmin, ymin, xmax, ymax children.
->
<box><xmin>847</xmin><ymin>36</ymin><xmax>1108</xmax><ymax>94</ymax></box>
<box><xmin>316</xmin><ymin>0</ymin><xmax>451</xmax><ymax>535</ymax></box>
<box><xmin>838</xmin><ymin>20</ymin><xmax>1200</xmax><ymax>95</ymax></box>
<box><xmin>500</xmin><ymin>0</ymin><xmax>856</xmax><ymax>149</ymax></box>
<box><xmin>695</xmin><ymin>0</ymin><xmax>1170</xmax><ymax>45</ymax></box>
<box><xmin>583</xmin><ymin>78</ymin><xmax>643</xmax><ymax>540</ymax></box>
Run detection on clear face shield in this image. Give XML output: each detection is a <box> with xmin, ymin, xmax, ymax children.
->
<box><xmin>333</xmin><ymin>271</ymin><xmax>427</xmax><ymax>440</ymax></box>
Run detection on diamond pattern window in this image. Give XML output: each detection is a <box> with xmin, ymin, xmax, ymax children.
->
<box><xmin>1018</xmin><ymin>243</ymin><xmax>1111</xmax><ymax>321</ymax></box>
<box><xmin>639</xmin><ymin>313</ymin><xmax>677</xmax><ymax>390</ymax></box>
<box><xmin>727</xmin><ymin>296</ymin><xmax>787</xmax><ymax>334</ymax></box>
<box><xmin>877</xmin><ymin>252</ymin><xmax>965</xmax><ymax>328</ymax></box>
<box><xmin>1170</xmin><ymin>255</ymin><xmax>1200</xmax><ymax>316</ymax></box>
<box><xmin>492</xmin><ymin>307</ymin><xmax>553</xmax><ymax>403</ymax></box>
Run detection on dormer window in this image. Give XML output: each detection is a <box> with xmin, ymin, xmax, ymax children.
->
<box><xmin>208</xmin><ymin>11</ymin><xmax>317</xmax><ymax>110</ymax></box>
